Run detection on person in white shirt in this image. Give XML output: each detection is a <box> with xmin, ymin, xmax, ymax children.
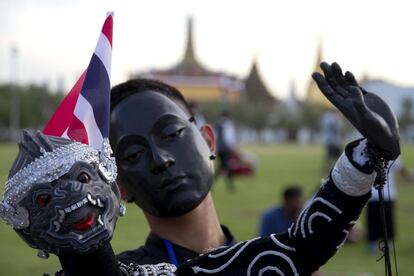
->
<box><xmin>215</xmin><ymin>111</ymin><xmax>238</xmax><ymax>191</ymax></box>
<box><xmin>320</xmin><ymin>109</ymin><xmax>343</xmax><ymax>174</ymax></box>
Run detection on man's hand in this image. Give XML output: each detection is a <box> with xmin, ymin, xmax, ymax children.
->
<box><xmin>312</xmin><ymin>62</ymin><xmax>400</xmax><ymax>160</ymax></box>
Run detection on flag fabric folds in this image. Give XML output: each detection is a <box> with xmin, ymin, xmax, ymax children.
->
<box><xmin>43</xmin><ymin>12</ymin><xmax>113</xmax><ymax>151</ymax></box>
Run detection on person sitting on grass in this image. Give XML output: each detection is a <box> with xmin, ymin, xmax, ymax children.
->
<box><xmin>259</xmin><ymin>186</ymin><xmax>304</xmax><ymax>236</ymax></box>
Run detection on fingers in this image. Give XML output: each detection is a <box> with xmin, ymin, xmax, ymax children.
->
<box><xmin>312</xmin><ymin>72</ymin><xmax>344</xmax><ymax>106</ymax></box>
<box><xmin>320</xmin><ymin>62</ymin><xmax>336</xmax><ymax>84</ymax></box>
<box><xmin>344</xmin><ymin>70</ymin><xmax>369</xmax><ymax>95</ymax></box>
<box><xmin>320</xmin><ymin>62</ymin><xmax>349</xmax><ymax>97</ymax></box>
<box><xmin>331</xmin><ymin>62</ymin><xmax>347</xmax><ymax>86</ymax></box>
<box><xmin>345</xmin><ymin>71</ymin><xmax>359</xmax><ymax>86</ymax></box>
<box><xmin>312</xmin><ymin>72</ymin><xmax>334</xmax><ymax>96</ymax></box>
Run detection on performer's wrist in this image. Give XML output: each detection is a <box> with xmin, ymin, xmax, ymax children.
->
<box><xmin>345</xmin><ymin>139</ymin><xmax>375</xmax><ymax>174</ymax></box>
<box><xmin>331</xmin><ymin>139</ymin><xmax>376</xmax><ymax>196</ymax></box>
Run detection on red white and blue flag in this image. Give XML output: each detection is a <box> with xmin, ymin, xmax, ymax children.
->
<box><xmin>43</xmin><ymin>12</ymin><xmax>113</xmax><ymax>150</ymax></box>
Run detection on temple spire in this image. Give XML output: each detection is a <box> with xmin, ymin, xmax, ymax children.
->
<box><xmin>184</xmin><ymin>17</ymin><xmax>196</xmax><ymax>63</ymax></box>
<box><xmin>313</xmin><ymin>40</ymin><xmax>323</xmax><ymax>73</ymax></box>
<box><xmin>170</xmin><ymin>16</ymin><xmax>206</xmax><ymax>75</ymax></box>
<box><xmin>305</xmin><ymin>39</ymin><xmax>332</xmax><ymax>107</ymax></box>
<box><xmin>244</xmin><ymin>58</ymin><xmax>277</xmax><ymax>103</ymax></box>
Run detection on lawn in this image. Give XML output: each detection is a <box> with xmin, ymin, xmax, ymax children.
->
<box><xmin>0</xmin><ymin>143</ymin><xmax>413</xmax><ymax>275</ymax></box>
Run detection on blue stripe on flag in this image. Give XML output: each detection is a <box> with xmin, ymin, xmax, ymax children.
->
<box><xmin>80</xmin><ymin>53</ymin><xmax>110</xmax><ymax>138</ymax></box>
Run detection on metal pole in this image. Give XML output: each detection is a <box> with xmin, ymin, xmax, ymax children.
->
<box><xmin>10</xmin><ymin>45</ymin><xmax>20</xmax><ymax>141</ymax></box>
<box><xmin>377</xmin><ymin>187</ymin><xmax>392</xmax><ymax>276</ymax></box>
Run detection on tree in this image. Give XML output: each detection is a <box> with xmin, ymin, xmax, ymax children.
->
<box><xmin>0</xmin><ymin>84</ymin><xmax>63</xmax><ymax>134</ymax></box>
<box><xmin>399</xmin><ymin>97</ymin><xmax>414</xmax><ymax>131</ymax></box>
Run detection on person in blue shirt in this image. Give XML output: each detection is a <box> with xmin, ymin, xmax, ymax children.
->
<box><xmin>259</xmin><ymin>186</ymin><xmax>303</xmax><ymax>236</ymax></box>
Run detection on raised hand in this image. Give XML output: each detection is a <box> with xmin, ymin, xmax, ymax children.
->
<box><xmin>312</xmin><ymin>62</ymin><xmax>400</xmax><ymax>160</ymax></box>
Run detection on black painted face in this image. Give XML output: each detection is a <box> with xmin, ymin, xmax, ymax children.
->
<box><xmin>110</xmin><ymin>92</ymin><xmax>214</xmax><ymax>217</ymax></box>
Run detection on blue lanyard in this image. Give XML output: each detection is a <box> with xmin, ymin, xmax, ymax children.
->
<box><xmin>164</xmin><ymin>236</ymin><xmax>231</xmax><ymax>267</ymax></box>
<box><xmin>163</xmin><ymin>239</ymin><xmax>179</xmax><ymax>267</ymax></box>
<box><xmin>163</xmin><ymin>237</ymin><xmax>232</xmax><ymax>267</ymax></box>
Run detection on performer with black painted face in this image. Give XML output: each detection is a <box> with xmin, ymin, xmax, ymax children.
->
<box><xmin>0</xmin><ymin>62</ymin><xmax>400</xmax><ymax>276</ymax></box>
<box><xmin>109</xmin><ymin>62</ymin><xmax>400</xmax><ymax>275</ymax></box>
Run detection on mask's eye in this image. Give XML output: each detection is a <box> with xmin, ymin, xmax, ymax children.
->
<box><xmin>77</xmin><ymin>172</ymin><xmax>90</xmax><ymax>184</ymax></box>
<box><xmin>36</xmin><ymin>194</ymin><xmax>51</xmax><ymax>208</ymax></box>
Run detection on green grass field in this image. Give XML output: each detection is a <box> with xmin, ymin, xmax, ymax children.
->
<box><xmin>0</xmin><ymin>143</ymin><xmax>413</xmax><ymax>275</ymax></box>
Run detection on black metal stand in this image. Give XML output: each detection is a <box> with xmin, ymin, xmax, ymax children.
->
<box><xmin>368</xmin><ymin>143</ymin><xmax>394</xmax><ymax>276</ymax></box>
<box><xmin>376</xmin><ymin>186</ymin><xmax>392</xmax><ymax>276</ymax></box>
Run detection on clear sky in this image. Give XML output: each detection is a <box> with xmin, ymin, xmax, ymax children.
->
<box><xmin>1</xmin><ymin>0</ymin><xmax>413</xmax><ymax>99</ymax></box>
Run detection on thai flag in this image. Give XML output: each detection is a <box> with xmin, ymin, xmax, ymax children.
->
<box><xmin>43</xmin><ymin>12</ymin><xmax>113</xmax><ymax>150</ymax></box>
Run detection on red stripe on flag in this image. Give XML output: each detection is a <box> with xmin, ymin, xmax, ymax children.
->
<box><xmin>43</xmin><ymin>70</ymin><xmax>87</xmax><ymax>136</ymax></box>
<box><xmin>101</xmin><ymin>15</ymin><xmax>113</xmax><ymax>46</ymax></box>
<box><xmin>67</xmin><ymin>115</ymin><xmax>89</xmax><ymax>145</ymax></box>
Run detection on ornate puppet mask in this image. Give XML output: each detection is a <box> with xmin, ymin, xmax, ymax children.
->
<box><xmin>0</xmin><ymin>131</ymin><xmax>122</xmax><ymax>255</ymax></box>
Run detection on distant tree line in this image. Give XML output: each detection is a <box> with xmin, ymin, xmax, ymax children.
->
<box><xmin>198</xmin><ymin>97</ymin><xmax>414</xmax><ymax>142</ymax></box>
<box><xmin>0</xmin><ymin>83</ymin><xmax>413</xmax><ymax>143</ymax></box>
<box><xmin>399</xmin><ymin>97</ymin><xmax>414</xmax><ymax>130</ymax></box>
<box><xmin>0</xmin><ymin>84</ymin><xmax>63</xmax><ymax>140</ymax></box>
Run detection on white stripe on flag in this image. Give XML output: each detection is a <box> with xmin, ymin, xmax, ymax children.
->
<box><xmin>94</xmin><ymin>33</ymin><xmax>112</xmax><ymax>79</ymax></box>
<box><xmin>73</xmin><ymin>94</ymin><xmax>104</xmax><ymax>149</ymax></box>
<box><xmin>62</xmin><ymin>127</ymin><xmax>69</xmax><ymax>139</ymax></box>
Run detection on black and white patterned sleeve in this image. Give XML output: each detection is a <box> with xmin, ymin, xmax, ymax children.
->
<box><xmin>177</xmin><ymin>139</ymin><xmax>375</xmax><ymax>276</ymax></box>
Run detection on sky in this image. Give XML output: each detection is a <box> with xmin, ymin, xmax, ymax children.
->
<box><xmin>1</xmin><ymin>0</ymin><xmax>414</xmax><ymax>99</ymax></box>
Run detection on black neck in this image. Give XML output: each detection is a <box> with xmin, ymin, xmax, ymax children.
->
<box><xmin>58</xmin><ymin>242</ymin><xmax>122</xmax><ymax>276</ymax></box>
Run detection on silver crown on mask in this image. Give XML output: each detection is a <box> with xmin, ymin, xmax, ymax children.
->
<box><xmin>0</xmin><ymin>135</ymin><xmax>117</xmax><ymax>229</ymax></box>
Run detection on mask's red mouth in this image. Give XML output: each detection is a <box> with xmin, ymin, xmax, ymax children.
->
<box><xmin>71</xmin><ymin>212</ymin><xmax>97</xmax><ymax>231</ymax></box>
<box><xmin>54</xmin><ymin>194</ymin><xmax>105</xmax><ymax>233</ymax></box>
